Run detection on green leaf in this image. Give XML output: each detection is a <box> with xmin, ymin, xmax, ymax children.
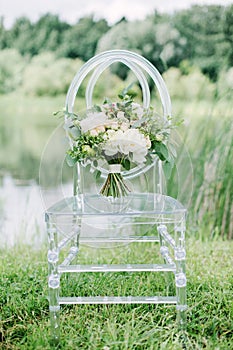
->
<box><xmin>66</xmin><ymin>153</ymin><xmax>76</xmax><ymax>167</ymax></box>
<box><xmin>118</xmin><ymin>82</ymin><xmax>136</xmax><ymax>99</ymax></box>
<box><xmin>69</xmin><ymin>126</ymin><xmax>81</xmax><ymax>139</ymax></box>
<box><xmin>124</xmin><ymin>100</ymin><xmax>133</xmax><ymax>107</ymax></box>
<box><xmin>159</xmin><ymin>143</ymin><xmax>169</xmax><ymax>160</ymax></box>
<box><xmin>122</xmin><ymin>158</ymin><xmax>130</xmax><ymax>171</ymax></box>
<box><xmin>93</xmin><ymin>104</ymin><xmax>102</xmax><ymax>112</ymax></box>
<box><xmin>103</xmin><ymin>97</ymin><xmax>112</xmax><ymax>105</ymax></box>
<box><xmin>151</xmin><ymin>142</ymin><xmax>169</xmax><ymax>161</ymax></box>
<box><xmin>95</xmin><ymin>170</ymin><xmax>101</xmax><ymax>180</ymax></box>
<box><xmin>163</xmin><ymin>160</ymin><xmax>173</xmax><ymax>179</ymax></box>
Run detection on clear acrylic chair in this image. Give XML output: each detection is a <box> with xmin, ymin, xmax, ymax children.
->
<box><xmin>45</xmin><ymin>50</ymin><xmax>187</xmax><ymax>345</ymax></box>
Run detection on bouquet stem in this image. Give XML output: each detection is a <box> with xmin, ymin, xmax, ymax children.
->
<box><xmin>100</xmin><ymin>165</ymin><xmax>131</xmax><ymax>198</ymax></box>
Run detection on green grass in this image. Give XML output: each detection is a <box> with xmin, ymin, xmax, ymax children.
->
<box><xmin>0</xmin><ymin>238</ymin><xmax>232</xmax><ymax>349</ymax></box>
<box><xmin>171</xmin><ymin>97</ymin><xmax>233</xmax><ymax>239</ymax></box>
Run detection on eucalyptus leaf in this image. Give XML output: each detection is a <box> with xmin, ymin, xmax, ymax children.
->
<box><xmin>69</xmin><ymin>126</ymin><xmax>81</xmax><ymax>139</ymax></box>
<box><xmin>93</xmin><ymin>105</ymin><xmax>102</xmax><ymax>112</ymax></box>
<box><xmin>66</xmin><ymin>153</ymin><xmax>76</xmax><ymax>167</ymax></box>
<box><xmin>103</xmin><ymin>97</ymin><xmax>112</xmax><ymax>105</ymax></box>
<box><xmin>119</xmin><ymin>82</ymin><xmax>136</xmax><ymax>99</ymax></box>
<box><xmin>124</xmin><ymin>100</ymin><xmax>132</xmax><ymax>107</ymax></box>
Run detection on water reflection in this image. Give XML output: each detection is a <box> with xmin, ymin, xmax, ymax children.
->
<box><xmin>0</xmin><ymin>174</ymin><xmax>43</xmax><ymax>247</ymax></box>
<box><xmin>0</xmin><ymin>174</ymin><xmax>72</xmax><ymax>248</ymax></box>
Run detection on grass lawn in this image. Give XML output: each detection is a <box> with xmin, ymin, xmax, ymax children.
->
<box><xmin>0</xmin><ymin>237</ymin><xmax>232</xmax><ymax>349</ymax></box>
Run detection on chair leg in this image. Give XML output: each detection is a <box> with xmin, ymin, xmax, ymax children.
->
<box><xmin>158</xmin><ymin>225</ymin><xmax>175</xmax><ymax>295</ymax></box>
<box><xmin>49</xmin><ymin>307</ymin><xmax>60</xmax><ymax>346</ymax></box>
<box><xmin>175</xmin><ymin>278</ymin><xmax>187</xmax><ymax>330</ymax></box>
<box><xmin>49</xmin><ymin>280</ymin><xmax>60</xmax><ymax>345</ymax></box>
<box><xmin>174</xmin><ymin>222</ymin><xmax>187</xmax><ymax>331</ymax></box>
<box><xmin>47</xmin><ymin>221</ymin><xmax>60</xmax><ymax>345</ymax></box>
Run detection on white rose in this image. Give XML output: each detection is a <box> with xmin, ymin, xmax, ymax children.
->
<box><xmin>89</xmin><ymin>129</ymin><xmax>98</xmax><ymax>136</ymax></box>
<box><xmin>124</xmin><ymin>129</ymin><xmax>148</xmax><ymax>162</ymax></box>
<box><xmin>95</xmin><ymin>125</ymin><xmax>105</xmax><ymax>133</ymax></box>
<box><xmin>79</xmin><ymin>112</ymin><xmax>108</xmax><ymax>133</ymax></box>
<box><xmin>103</xmin><ymin>128</ymin><xmax>148</xmax><ymax>164</ymax></box>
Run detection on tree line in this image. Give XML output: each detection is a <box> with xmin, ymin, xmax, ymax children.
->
<box><xmin>0</xmin><ymin>4</ymin><xmax>232</xmax><ymax>82</ymax></box>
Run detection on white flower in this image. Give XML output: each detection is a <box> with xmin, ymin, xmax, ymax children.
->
<box><xmin>120</xmin><ymin>122</ymin><xmax>129</xmax><ymax>132</ymax></box>
<box><xmin>146</xmin><ymin>135</ymin><xmax>151</xmax><ymax>148</ymax></box>
<box><xmin>124</xmin><ymin>129</ymin><xmax>148</xmax><ymax>163</ymax></box>
<box><xmin>107</xmin><ymin>129</ymin><xmax>116</xmax><ymax>137</ymax></box>
<box><xmin>82</xmin><ymin>145</ymin><xmax>95</xmax><ymax>156</ymax></box>
<box><xmin>117</xmin><ymin>111</ymin><xmax>125</xmax><ymax>119</ymax></box>
<box><xmin>106</xmin><ymin>121</ymin><xmax>119</xmax><ymax>129</ymax></box>
<box><xmin>79</xmin><ymin>112</ymin><xmax>108</xmax><ymax>133</ymax></box>
<box><xmin>95</xmin><ymin>125</ymin><xmax>105</xmax><ymax>133</ymax></box>
<box><xmin>89</xmin><ymin>129</ymin><xmax>98</xmax><ymax>136</ymax></box>
<box><xmin>89</xmin><ymin>125</ymin><xmax>105</xmax><ymax>136</ymax></box>
<box><xmin>103</xmin><ymin>128</ymin><xmax>148</xmax><ymax>164</ymax></box>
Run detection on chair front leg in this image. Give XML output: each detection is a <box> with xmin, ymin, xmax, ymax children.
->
<box><xmin>47</xmin><ymin>219</ymin><xmax>60</xmax><ymax>345</ymax></box>
<box><xmin>174</xmin><ymin>221</ymin><xmax>187</xmax><ymax>331</ymax></box>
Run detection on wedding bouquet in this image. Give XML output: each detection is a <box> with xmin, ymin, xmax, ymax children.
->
<box><xmin>62</xmin><ymin>90</ymin><xmax>178</xmax><ymax>198</ymax></box>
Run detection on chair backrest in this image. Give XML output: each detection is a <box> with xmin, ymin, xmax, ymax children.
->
<box><xmin>65</xmin><ymin>50</ymin><xmax>172</xmax><ymax>196</ymax></box>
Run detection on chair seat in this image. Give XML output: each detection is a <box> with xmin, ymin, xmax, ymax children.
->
<box><xmin>46</xmin><ymin>193</ymin><xmax>186</xmax><ymax>244</ymax></box>
<box><xmin>46</xmin><ymin>193</ymin><xmax>186</xmax><ymax>217</ymax></box>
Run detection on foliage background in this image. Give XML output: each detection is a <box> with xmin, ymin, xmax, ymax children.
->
<box><xmin>0</xmin><ymin>4</ymin><xmax>233</xmax><ymax>89</ymax></box>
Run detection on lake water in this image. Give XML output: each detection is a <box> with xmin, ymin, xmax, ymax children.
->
<box><xmin>0</xmin><ymin>113</ymin><xmax>75</xmax><ymax>248</ymax></box>
<box><xmin>0</xmin><ymin>173</ymin><xmax>72</xmax><ymax>248</ymax></box>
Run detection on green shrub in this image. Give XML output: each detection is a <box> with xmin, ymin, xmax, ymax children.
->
<box><xmin>0</xmin><ymin>49</ymin><xmax>27</xmax><ymax>93</ymax></box>
<box><xmin>22</xmin><ymin>53</ymin><xmax>84</xmax><ymax>96</ymax></box>
<box><xmin>21</xmin><ymin>53</ymin><xmax>124</xmax><ymax>99</ymax></box>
